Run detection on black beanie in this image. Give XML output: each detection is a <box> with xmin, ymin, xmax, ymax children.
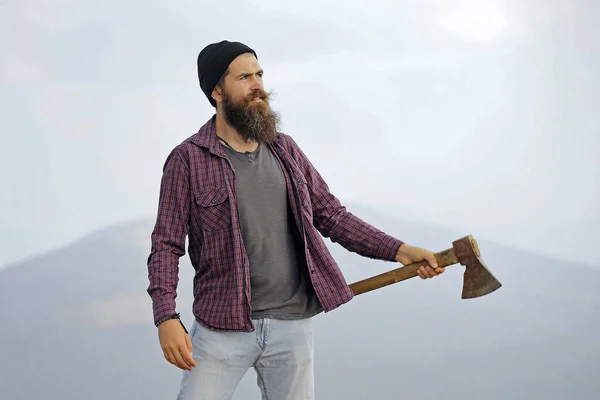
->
<box><xmin>197</xmin><ymin>40</ymin><xmax>258</xmax><ymax>107</ymax></box>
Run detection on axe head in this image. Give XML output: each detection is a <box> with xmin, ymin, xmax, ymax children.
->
<box><xmin>452</xmin><ymin>235</ymin><xmax>502</xmax><ymax>299</ymax></box>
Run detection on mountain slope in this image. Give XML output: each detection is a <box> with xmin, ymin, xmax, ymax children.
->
<box><xmin>0</xmin><ymin>210</ymin><xmax>598</xmax><ymax>400</ymax></box>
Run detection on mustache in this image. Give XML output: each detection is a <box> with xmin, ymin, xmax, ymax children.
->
<box><xmin>246</xmin><ymin>89</ymin><xmax>271</xmax><ymax>102</ymax></box>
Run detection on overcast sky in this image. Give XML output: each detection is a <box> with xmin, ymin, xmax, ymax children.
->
<box><xmin>1</xmin><ymin>0</ymin><xmax>598</xmax><ymax>268</ymax></box>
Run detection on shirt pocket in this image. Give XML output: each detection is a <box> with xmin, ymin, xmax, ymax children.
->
<box><xmin>194</xmin><ymin>186</ymin><xmax>232</xmax><ymax>231</ymax></box>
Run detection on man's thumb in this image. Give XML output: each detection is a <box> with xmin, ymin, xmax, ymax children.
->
<box><xmin>426</xmin><ymin>252</ymin><xmax>438</xmax><ymax>269</ymax></box>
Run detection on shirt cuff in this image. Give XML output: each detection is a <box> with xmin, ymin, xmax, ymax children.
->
<box><xmin>375</xmin><ymin>236</ymin><xmax>404</xmax><ymax>261</ymax></box>
<box><xmin>152</xmin><ymin>296</ymin><xmax>177</xmax><ymax>326</ymax></box>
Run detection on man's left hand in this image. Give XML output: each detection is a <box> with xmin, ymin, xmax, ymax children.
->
<box><xmin>395</xmin><ymin>243</ymin><xmax>446</xmax><ymax>279</ymax></box>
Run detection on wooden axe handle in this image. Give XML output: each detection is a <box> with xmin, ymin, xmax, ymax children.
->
<box><xmin>348</xmin><ymin>247</ymin><xmax>459</xmax><ymax>296</ymax></box>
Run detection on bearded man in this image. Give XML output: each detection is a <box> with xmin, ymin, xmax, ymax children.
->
<box><xmin>146</xmin><ymin>40</ymin><xmax>445</xmax><ymax>400</ymax></box>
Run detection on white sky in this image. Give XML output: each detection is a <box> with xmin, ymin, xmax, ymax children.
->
<box><xmin>1</xmin><ymin>0</ymin><xmax>598</xmax><ymax>268</ymax></box>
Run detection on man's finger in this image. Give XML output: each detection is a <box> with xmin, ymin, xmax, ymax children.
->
<box><xmin>170</xmin><ymin>347</ymin><xmax>192</xmax><ymax>371</ymax></box>
<box><xmin>182</xmin><ymin>352</ymin><xmax>196</xmax><ymax>368</ymax></box>
<box><xmin>163</xmin><ymin>349</ymin><xmax>174</xmax><ymax>365</ymax></box>
<box><xmin>182</xmin><ymin>338</ymin><xmax>197</xmax><ymax>367</ymax></box>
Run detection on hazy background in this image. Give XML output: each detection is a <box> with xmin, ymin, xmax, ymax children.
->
<box><xmin>1</xmin><ymin>0</ymin><xmax>598</xmax><ymax>270</ymax></box>
<box><xmin>1</xmin><ymin>0</ymin><xmax>599</xmax><ymax>399</ymax></box>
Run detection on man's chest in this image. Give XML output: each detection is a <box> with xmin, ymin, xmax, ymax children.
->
<box><xmin>225</xmin><ymin>144</ymin><xmax>287</xmax><ymax>207</ymax></box>
<box><xmin>187</xmin><ymin>143</ymin><xmax>300</xmax><ymax>233</ymax></box>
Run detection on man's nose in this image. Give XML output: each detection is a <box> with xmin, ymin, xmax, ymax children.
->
<box><xmin>249</xmin><ymin>76</ymin><xmax>263</xmax><ymax>91</ymax></box>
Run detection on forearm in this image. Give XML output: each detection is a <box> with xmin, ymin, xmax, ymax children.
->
<box><xmin>314</xmin><ymin>198</ymin><xmax>403</xmax><ymax>261</ymax></box>
<box><xmin>146</xmin><ymin>148</ymin><xmax>191</xmax><ymax>325</ymax></box>
<box><xmin>147</xmin><ymin>232</ymin><xmax>185</xmax><ymax>324</ymax></box>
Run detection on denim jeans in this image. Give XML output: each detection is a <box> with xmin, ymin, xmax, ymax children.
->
<box><xmin>176</xmin><ymin>317</ymin><xmax>315</xmax><ymax>400</ymax></box>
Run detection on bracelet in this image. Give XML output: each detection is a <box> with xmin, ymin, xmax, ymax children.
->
<box><xmin>155</xmin><ymin>312</ymin><xmax>189</xmax><ymax>334</ymax></box>
<box><xmin>155</xmin><ymin>312</ymin><xmax>181</xmax><ymax>327</ymax></box>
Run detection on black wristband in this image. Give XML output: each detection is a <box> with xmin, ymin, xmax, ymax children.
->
<box><xmin>155</xmin><ymin>313</ymin><xmax>189</xmax><ymax>334</ymax></box>
<box><xmin>155</xmin><ymin>312</ymin><xmax>181</xmax><ymax>327</ymax></box>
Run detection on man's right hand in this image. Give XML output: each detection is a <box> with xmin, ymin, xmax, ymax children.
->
<box><xmin>158</xmin><ymin>319</ymin><xmax>197</xmax><ymax>371</ymax></box>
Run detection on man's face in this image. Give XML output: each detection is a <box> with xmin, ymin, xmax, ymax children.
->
<box><xmin>218</xmin><ymin>53</ymin><xmax>265</xmax><ymax>104</ymax></box>
<box><xmin>213</xmin><ymin>53</ymin><xmax>280</xmax><ymax>144</ymax></box>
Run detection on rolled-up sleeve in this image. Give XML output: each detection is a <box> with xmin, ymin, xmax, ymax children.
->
<box><xmin>146</xmin><ymin>147</ymin><xmax>191</xmax><ymax>325</ymax></box>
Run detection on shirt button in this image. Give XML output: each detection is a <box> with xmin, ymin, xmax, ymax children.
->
<box><xmin>211</xmin><ymin>199</ymin><xmax>216</xmax><ymax>204</ymax></box>
<box><xmin>311</xmin><ymin>270</ymin><xmax>316</xmax><ymax>274</ymax></box>
<box><xmin>314</xmin><ymin>282</ymin><xmax>319</xmax><ymax>287</ymax></box>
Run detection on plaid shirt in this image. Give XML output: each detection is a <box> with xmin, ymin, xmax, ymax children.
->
<box><xmin>147</xmin><ymin>116</ymin><xmax>404</xmax><ymax>332</ymax></box>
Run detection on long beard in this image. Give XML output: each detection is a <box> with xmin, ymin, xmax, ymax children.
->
<box><xmin>221</xmin><ymin>89</ymin><xmax>281</xmax><ymax>144</ymax></box>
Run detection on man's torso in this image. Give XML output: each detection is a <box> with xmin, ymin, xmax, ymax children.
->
<box><xmin>147</xmin><ymin>116</ymin><xmax>361</xmax><ymax>332</ymax></box>
<box><xmin>222</xmin><ymin>142</ymin><xmax>322</xmax><ymax>320</ymax></box>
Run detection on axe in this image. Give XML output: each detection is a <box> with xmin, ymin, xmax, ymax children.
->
<box><xmin>349</xmin><ymin>235</ymin><xmax>501</xmax><ymax>299</ymax></box>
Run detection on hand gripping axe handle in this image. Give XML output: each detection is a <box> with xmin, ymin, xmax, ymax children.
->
<box><xmin>348</xmin><ymin>235</ymin><xmax>502</xmax><ymax>299</ymax></box>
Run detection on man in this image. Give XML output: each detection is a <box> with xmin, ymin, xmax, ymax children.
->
<box><xmin>146</xmin><ymin>40</ymin><xmax>445</xmax><ymax>400</ymax></box>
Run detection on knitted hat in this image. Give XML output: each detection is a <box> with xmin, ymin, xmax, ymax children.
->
<box><xmin>197</xmin><ymin>40</ymin><xmax>258</xmax><ymax>107</ymax></box>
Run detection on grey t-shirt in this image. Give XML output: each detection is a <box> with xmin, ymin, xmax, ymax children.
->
<box><xmin>222</xmin><ymin>142</ymin><xmax>323</xmax><ymax>320</ymax></box>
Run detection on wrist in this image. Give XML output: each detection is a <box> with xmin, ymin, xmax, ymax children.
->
<box><xmin>395</xmin><ymin>243</ymin><xmax>415</xmax><ymax>262</ymax></box>
<box><xmin>156</xmin><ymin>312</ymin><xmax>189</xmax><ymax>334</ymax></box>
<box><xmin>155</xmin><ymin>312</ymin><xmax>181</xmax><ymax>327</ymax></box>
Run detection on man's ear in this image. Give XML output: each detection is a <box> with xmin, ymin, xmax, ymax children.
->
<box><xmin>212</xmin><ymin>85</ymin><xmax>223</xmax><ymax>104</ymax></box>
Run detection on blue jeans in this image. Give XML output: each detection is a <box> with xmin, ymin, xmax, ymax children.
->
<box><xmin>176</xmin><ymin>317</ymin><xmax>315</xmax><ymax>400</ymax></box>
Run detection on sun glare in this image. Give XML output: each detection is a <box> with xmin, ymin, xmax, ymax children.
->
<box><xmin>434</xmin><ymin>1</ymin><xmax>509</xmax><ymax>42</ymax></box>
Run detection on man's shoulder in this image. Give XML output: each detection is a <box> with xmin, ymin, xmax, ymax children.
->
<box><xmin>161</xmin><ymin>130</ymin><xmax>210</xmax><ymax>170</ymax></box>
<box><xmin>274</xmin><ymin>131</ymin><xmax>300</xmax><ymax>151</ymax></box>
<box><xmin>166</xmin><ymin>134</ymin><xmax>198</xmax><ymax>158</ymax></box>
<box><xmin>169</xmin><ymin>116</ymin><xmax>216</xmax><ymax>155</ymax></box>
<box><xmin>169</xmin><ymin>119</ymin><xmax>216</xmax><ymax>156</ymax></box>
<box><xmin>177</xmin><ymin>132</ymin><xmax>203</xmax><ymax>151</ymax></box>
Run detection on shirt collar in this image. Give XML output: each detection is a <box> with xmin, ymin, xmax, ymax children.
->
<box><xmin>191</xmin><ymin>114</ymin><xmax>226</xmax><ymax>157</ymax></box>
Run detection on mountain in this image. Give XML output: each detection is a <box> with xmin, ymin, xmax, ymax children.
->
<box><xmin>0</xmin><ymin>207</ymin><xmax>598</xmax><ymax>400</ymax></box>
